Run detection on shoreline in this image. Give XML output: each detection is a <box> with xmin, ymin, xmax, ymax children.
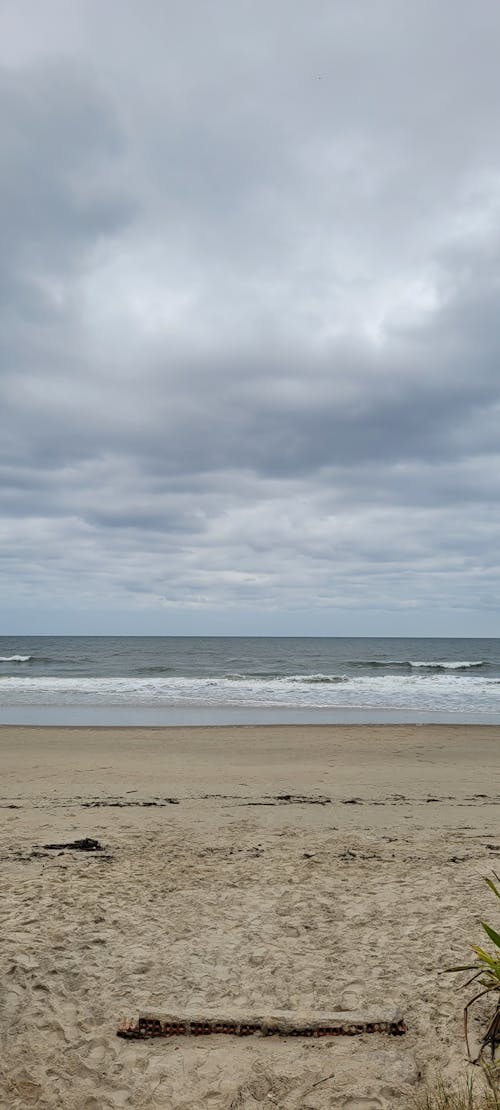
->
<box><xmin>3</xmin><ymin>719</ymin><xmax>500</xmax><ymax>728</ymax></box>
<box><xmin>2</xmin><ymin>723</ymin><xmax>500</xmax><ymax>1108</ymax></box>
<box><xmin>2</xmin><ymin>706</ymin><xmax>500</xmax><ymax>726</ymax></box>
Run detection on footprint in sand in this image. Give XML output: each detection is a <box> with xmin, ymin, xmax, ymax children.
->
<box><xmin>3</xmin><ymin>985</ymin><xmax>23</xmax><ymax>1018</ymax></box>
<box><xmin>338</xmin><ymin>979</ymin><xmax>365</xmax><ymax>1010</ymax></box>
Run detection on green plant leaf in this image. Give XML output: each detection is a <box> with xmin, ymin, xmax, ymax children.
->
<box><xmin>484</xmin><ymin>876</ymin><xmax>500</xmax><ymax>900</ymax></box>
<box><xmin>445</xmin><ymin>964</ymin><xmax>479</xmax><ymax>973</ymax></box>
<box><xmin>471</xmin><ymin>945</ymin><xmax>497</xmax><ymax>967</ymax></box>
<box><xmin>481</xmin><ymin>921</ymin><xmax>500</xmax><ymax>950</ymax></box>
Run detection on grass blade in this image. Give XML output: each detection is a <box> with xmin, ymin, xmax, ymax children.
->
<box><xmin>481</xmin><ymin>923</ymin><xmax>500</xmax><ymax>951</ymax></box>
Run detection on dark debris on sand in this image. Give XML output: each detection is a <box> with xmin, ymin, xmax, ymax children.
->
<box><xmin>81</xmin><ymin>798</ymin><xmax>179</xmax><ymax>808</ymax></box>
<box><xmin>42</xmin><ymin>837</ymin><xmax>105</xmax><ymax>852</ymax></box>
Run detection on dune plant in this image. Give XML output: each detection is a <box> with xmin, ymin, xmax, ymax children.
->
<box><xmin>447</xmin><ymin>876</ymin><xmax>500</xmax><ymax>1062</ymax></box>
<box><xmin>412</xmin><ymin>1069</ymin><xmax>500</xmax><ymax>1109</ymax></box>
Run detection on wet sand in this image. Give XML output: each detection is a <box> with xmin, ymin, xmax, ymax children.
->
<box><xmin>1</xmin><ymin>724</ymin><xmax>499</xmax><ymax>1108</ymax></box>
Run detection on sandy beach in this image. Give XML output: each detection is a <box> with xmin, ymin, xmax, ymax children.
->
<box><xmin>1</xmin><ymin>724</ymin><xmax>499</xmax><ymax>1109</ymax></box>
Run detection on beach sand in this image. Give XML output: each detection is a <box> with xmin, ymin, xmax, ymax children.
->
<box><xmin>1</xmin><ymin>724</ymin><xmax>499</xmax><ymax>1109</ymax></box>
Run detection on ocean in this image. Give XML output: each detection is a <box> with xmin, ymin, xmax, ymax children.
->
<box><xmin>1</xmin><ymin>635</ymin><xmax>500</xmax><ymax>725</ymax></box>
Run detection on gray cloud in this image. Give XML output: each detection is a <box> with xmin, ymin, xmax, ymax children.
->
<box><xmin>1</xmin><ymin>0</ymin><xmax>500</xmax><ymax>633</ymax></box>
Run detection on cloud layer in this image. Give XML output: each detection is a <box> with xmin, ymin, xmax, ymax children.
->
<box><xmin>2</xmin><ymin>0</ymin><xmax>500</xmax><ymax>633</ymax></box>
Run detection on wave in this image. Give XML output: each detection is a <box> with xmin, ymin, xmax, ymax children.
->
<box><xmin>1</xmin><ymin>672</ymin><xmax>499</xmax><ymax>715</ymax></box>
<box><xmin>348</xmin><ymin>658</ymin><xmax>485</xmax><ymax>670</ymax></box>
<box><xmin>350</xmin><ymin>659</ymin><xmax>409</xmax><ymax>667</ymax></box>
<box><xmin>0</xmin><ymin>654</ymin><xmax>32</xmax><ymax>663</ymax></box>
<box><xmin>409</xmin><ymin>660</ymin><xmax>484</xmax><ymax>670</ymax></box>
<box><xmin>136</xmin><ymin>665</ymin><xmax>175</xmax><ymax>676</ymax></box>
<box><xmin>225</xmin><ymin>670</ymin><xmax>310</xmax><ymax>681</ymax></box>
<box><xmin>292</xmin><ymin>674</ymin><xmax>347</xmax><ymax>684</ymax></box>
<box><xmin>223</xmin><ymin>672</ymin><xmax>347</xmax><ymax>684</ymax></box>
<box><xmin>224</xmin><ymin>672</ymin><xmax>278</xmax><ymax>681</ymax></box>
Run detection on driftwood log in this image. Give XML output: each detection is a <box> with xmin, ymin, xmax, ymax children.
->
<box><xmin>117</xmin><ymin>1009</ymin><xmax>407</xmax><ymax>1040</ymax></box>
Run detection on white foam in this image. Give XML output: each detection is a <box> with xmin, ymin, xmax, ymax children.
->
<box><xmin>0</xmin><ymin>654</ymin><xmax>32</xmax><ymax>663</ymax></box>
<box><xmin>0</xmin><ymin>671</ymin><xmax>499</xmax><ymax>714</ymax></box>
<box><xmin>409</xmin><ymin>660</ymin><xmax>483</xmax><ymax>669</ymax></box>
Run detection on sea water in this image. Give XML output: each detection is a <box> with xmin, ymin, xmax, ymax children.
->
<box><xmin>1</xmin><ymin>636</ymin><xmax>500</xmax><ymax>725</ymax></box>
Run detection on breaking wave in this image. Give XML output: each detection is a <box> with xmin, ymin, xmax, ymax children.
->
<box><xmin>0</xmin><ymin>654</ymin><xmax>32</xmax><ymax>663</ymax></box>
<box><xmin>350</xmin><ymin>658</ymin><xmax>485</xmax><ymax>670</ymax></box>
<box><xmin>409</xmin><ymin>660</ymin><xmax>484</xmax><ymax>670</ymax></box>
<box><xmin>223</xmin><ymin>672</ymin><xmax>347</xmax><ymax>684</ymax></box>
<box><xmin>292</xmin><ymin>674</ymin><xmax>347</xmax><ymax>684</ymax></box>
<box><xmin>1</xmin><ymin>671</ymin><xmax>499</xmax><ymax>714</ymax></box>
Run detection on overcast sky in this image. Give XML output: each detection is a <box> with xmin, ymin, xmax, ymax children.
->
<box><xmin>1</xmin><ymin>1</ymin><xmax>500</xmax><ymax>636</ymax></box>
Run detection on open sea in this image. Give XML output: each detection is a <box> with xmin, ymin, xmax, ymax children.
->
<box><xmin>1</xmin><ymin>636</ymin><xmax>500</xmax><ymax>725</ymax></box>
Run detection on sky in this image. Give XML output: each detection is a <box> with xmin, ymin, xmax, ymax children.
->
<box><xmin>1</xmin><ymin>0</ymin><xmax>500</xmax><ymax>637</ymax></box>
